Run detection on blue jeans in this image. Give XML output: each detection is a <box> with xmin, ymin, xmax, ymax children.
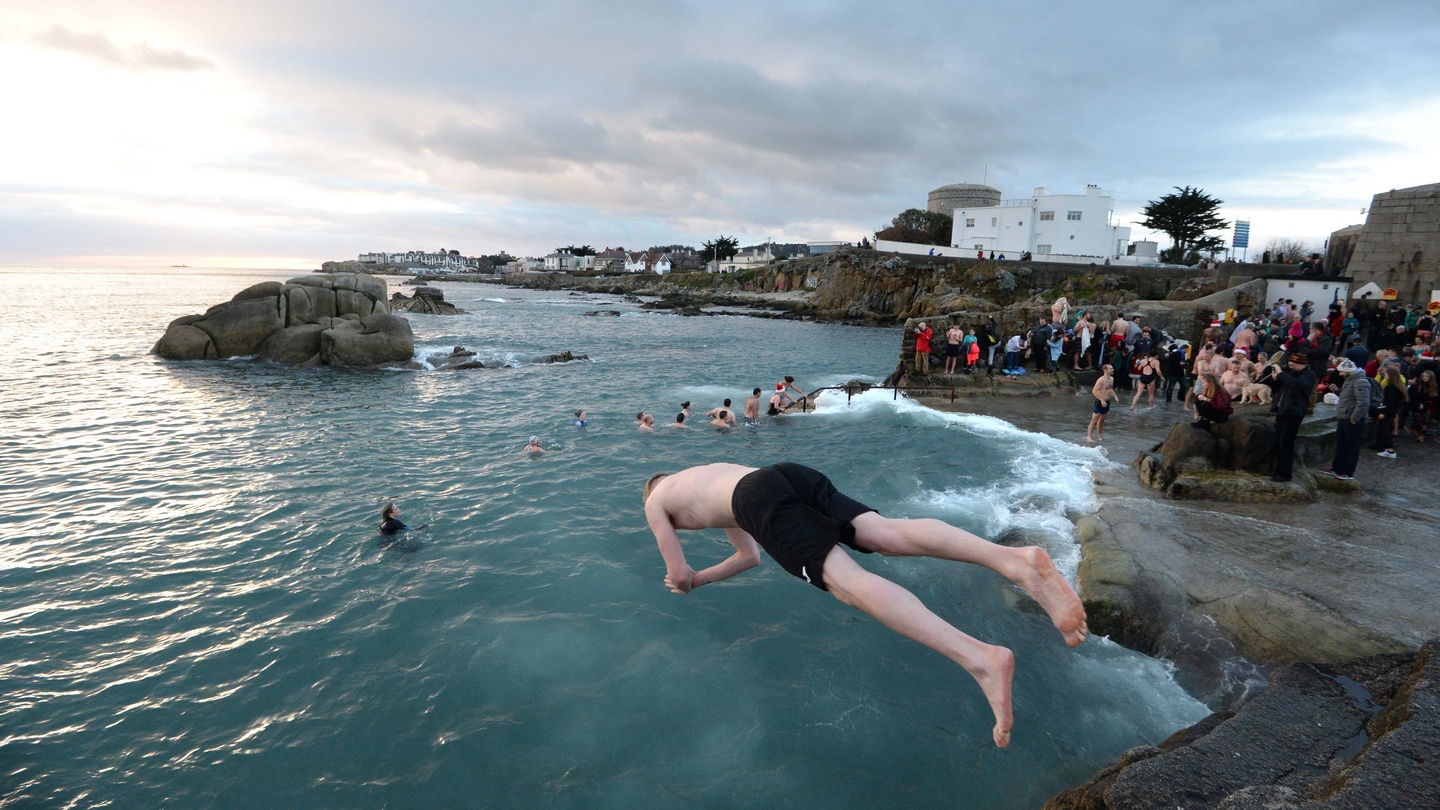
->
<box><xmin>1005</xmin><ymin>351</ymin><xmax>1019</xmax><ymax>370</ymax></box>
<box><xmin>1333</xmin><ymin>418</ymin><xmax>1365</xmax><ymax>476</ymax></box>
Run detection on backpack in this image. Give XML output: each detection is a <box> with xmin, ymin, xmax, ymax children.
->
<box><xmin>1367</xmin><ymin>376</ymin><xmax>1385</xmax><ymax>418</ymax></box>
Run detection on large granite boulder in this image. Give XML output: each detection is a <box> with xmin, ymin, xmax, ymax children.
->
<box><xmin>320</xmin><ymin>314</ymin><xmax>414</xmax><ymax>367</ymax></box>
<box><xmin>153</xmin><ymin>273</ymin><xmax>412</xmax><ymax>368</ymax></box>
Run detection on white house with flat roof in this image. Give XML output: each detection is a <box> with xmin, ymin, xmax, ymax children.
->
<box><xmin>949</xmin><ymin>185</ymin><xmax>1131</xmax><ymax>260</ymax></box>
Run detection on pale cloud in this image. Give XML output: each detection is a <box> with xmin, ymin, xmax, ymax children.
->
<box><xmin>3</xmin><ymin>0</ymin><xmax>1440</xmax><ymax>264</ymax></box>
<box><xmin>34</xmin><ymin>25</ymin><xmax>213</xmax><ymax>71</ymax></box>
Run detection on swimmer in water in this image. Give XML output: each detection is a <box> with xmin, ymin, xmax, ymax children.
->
<box><xmin>521</xmin><ymin>435</ymin><xmax>545</xmax><ymax>454</ymax></box>
<box><xmin>706</xmin><ymin>399</ymin><xmax>737</xmax><ymax>427</ymax></box>
<box><xmin>636</xmin><ymin>412</ymin><xmax>655</xmax><ymax>432</ymax></box>
<box><xmin>379</xmin><ymin>502</ymin><xmax>428</xmax><ymax>535</ymax></box>
<box><xmin>709</xmin><ymin>409</ymin><xmax>733</xmax><ymax>430</ymax></box>
<box><xmin>667</xmin><ymin>412</ymin><xmax>689</xmax><ymax>428</ymax></box>
<box><xmin>573</xmin><ymin>409</ymin><xmax>588</xmax><ymax>427</ymax></box>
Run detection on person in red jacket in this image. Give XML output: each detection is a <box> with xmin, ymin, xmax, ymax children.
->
<box><xmin>913</xmin><ymin>321</ymin><xmax>933</xmax><ymax>374</ymax></box>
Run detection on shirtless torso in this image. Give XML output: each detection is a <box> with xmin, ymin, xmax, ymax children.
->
<box><xmin>744</xmin><ymin>394</ymin><xmax>760</xmax><ymax>421</ymax></box>
<box><xmin>1221</xmin><ymin>369</ymin><xmax>1250</xmax><ymax>398</ymax></box>
<box><xmin>642</xmin><ymin>462</ymin><xmax>1089</xmax><ymax>749</ymax></box>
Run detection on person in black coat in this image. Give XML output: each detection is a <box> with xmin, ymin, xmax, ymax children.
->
<box><xmin>1270</xmin><ymin>351</ymin><xmax>1317</xmax><ymax>482</ymax></box>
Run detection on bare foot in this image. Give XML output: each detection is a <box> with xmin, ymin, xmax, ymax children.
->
<box><xmin>1013</xmin><ymin>547</ymin><xmax>1088</xmax><ymax>647</ymax></box>
<box><xmin>974</xmin><ymin>644</ymin><xmax>1015</xmax><ymax>748</ymax></box>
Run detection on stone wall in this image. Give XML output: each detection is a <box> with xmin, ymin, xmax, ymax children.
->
<box><xmin>1346</xmin><ymin>181</ymin><xmax>1440</xmax><ymax>304</ymax></box>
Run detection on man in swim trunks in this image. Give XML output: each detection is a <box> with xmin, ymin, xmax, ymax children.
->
<box><xmin>744</xmin><ymin>388</ymin><xmax>761</xmax><ymax>425</ymax></box>
<box><xmin>1088</xmin><ymin>364</ymin><xmax>1119</xmax><ymax>442</ymax></box>
<box><xmin>642</xmin><ymin>462</ymin><xmax>1088</xmax><ymax>748</ymax></box>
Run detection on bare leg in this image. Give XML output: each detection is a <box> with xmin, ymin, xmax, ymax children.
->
<box><xmin>851</xmin><ymin>513</ymin><xmax>1088</xmax><ymax>647</ymax></box>
<box><xmin>821</xmin><ymin>548</ymin><xmax>1015</xmax><ymax>747</ymax></box>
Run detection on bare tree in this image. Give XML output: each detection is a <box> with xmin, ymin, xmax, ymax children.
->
<box><xmin>1265</xmin><ymin>237</ymin><xmax>1315</xmax><ymax>264</ymax></box>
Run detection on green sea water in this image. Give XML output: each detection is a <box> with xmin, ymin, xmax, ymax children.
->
<box><xmin>0</xmin><ymin>267</ymin><xmax>1208</xmax><ymax>808</ymax></box>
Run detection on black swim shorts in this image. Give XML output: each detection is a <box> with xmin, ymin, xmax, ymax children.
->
<box><xmin>731</xmin><ymin>463</ymin><xmax>876</xmax><ymax>591</ymax></box>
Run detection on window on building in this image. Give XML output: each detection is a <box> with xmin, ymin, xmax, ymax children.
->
<box><xmin>965</xmin><ymin>218</ymin><xmax>975</xmax><ymax>227</ymax></box>
<box><xmin>974</xmin><ymin>244</ymin><xmax>984</xmax><ymax>250</ymax></box>
<box><xmin>1067</xmin><ymin>211</ymin><xmax>1082</xmax><ymax>221</ymax></box>
<box><xmin>1037</xmin><ymin>244</ymin><xmax>1051</xmax><ymax>254</ymax></box>
<box><xmin>1039</xmin><ymin>211</ymin><xmax>1054</xmax><ymax>221</ymax></box>
<box><xmin>990</xmin><ymin>217</ymin><xmax>997</xmax><ymax>226</ymax></box>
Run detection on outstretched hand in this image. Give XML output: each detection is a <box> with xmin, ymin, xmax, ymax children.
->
<box><xmin>665</xmin><ymin>568</ymin><xmax>696</xmax><ymax>595</ymax></box>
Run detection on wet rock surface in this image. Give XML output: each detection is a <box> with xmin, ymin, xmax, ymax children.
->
<box><xmin>420</xmin><ymin>347</ymin><xmax>588</xmax><ymax>371</ymax></box>
<box><xmin>390</xmin><ymin>284</ymin><xmax>464</xmax><ymax>315</ymax></box>
<box><xmin>1044</xmin><ymin>642</ymin><xmax>1440</xmax><ymax>810</ymax></box>
<box><xmin>919</xmin><ymin>394</ymin><xmax>1440</xmax><ymax>810</ymax></box>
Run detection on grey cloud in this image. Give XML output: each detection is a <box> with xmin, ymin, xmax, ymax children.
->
<box><xmin>34</xmin><ymin>25</ymin><xmax>213</xmax><ymax>71</ymax></box>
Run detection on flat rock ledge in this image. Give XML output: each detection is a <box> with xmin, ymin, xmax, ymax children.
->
<box><xmin>1044</xmin><ymin>640</ymin><xmax>1440</xmax><ymax>810</ymax></box>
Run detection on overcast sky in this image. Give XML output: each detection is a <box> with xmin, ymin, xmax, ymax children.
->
<box><xmin>2</xmin><ymin>0</ymin><xmax>1438</xmax><ymax>267</ymax></box>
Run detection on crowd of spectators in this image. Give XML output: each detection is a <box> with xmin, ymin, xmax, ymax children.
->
<box><xmin>913</xmin><ymin>295</ymin><xmax>1439</xmax><ymax>481</ymax></box>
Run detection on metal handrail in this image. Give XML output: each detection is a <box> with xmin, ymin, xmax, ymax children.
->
<box><xmin>792</xmin><ymin>383</ymin><xmax>957</xmax><ymax>412</ymax></box>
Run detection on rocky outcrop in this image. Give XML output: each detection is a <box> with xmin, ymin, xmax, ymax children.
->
<box><xmin>1045</xmin><ymin>641</ymin><xmax>1440</xmax><ymax>810</ymax></box>
<box><xmin>390</xmin><ymin>285</ymin><xmax>464</xmax><ymax>315</ymax></box>
<box><xmin>1135</xmin><ymin>418</ymin><xmax>1323</xmax><ymax>502</ymax></box>
<box><xmin>153</xmin><ymin>273</ymin><xmax>413</xmax><ymax>368</ymax></box>
<box><xmin>419</xmin><ymin>347</ymin><xmax>588</xmax><ymax>371</ymax></box>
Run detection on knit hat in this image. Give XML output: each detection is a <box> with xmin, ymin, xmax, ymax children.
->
<box><xmin>1336</xmin><ymin>359</ymin><xmax>1358</xmax><ymax>374</ymax></box>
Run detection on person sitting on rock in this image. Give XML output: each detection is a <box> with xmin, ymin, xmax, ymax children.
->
<box><xmin>1193</xmin><ymin>374</ymin><xmax>1233</xmax><ymax>429</ymax></box>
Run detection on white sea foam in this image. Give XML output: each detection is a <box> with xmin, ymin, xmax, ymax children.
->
<box><xmin>808</xmin><ymin>388</ymin><xmax>1110</xmax><ymax>583</ymax></box>
<box><xmin>481</xmin><ymin>297</ymin><xmax>506</xmax><ymax>303</ymax></box>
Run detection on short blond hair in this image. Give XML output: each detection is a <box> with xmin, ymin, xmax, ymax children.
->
<box><xmin>642</xmin><ymin>472</ymin><xmax>670</xmax><ymax>502</ymax></box>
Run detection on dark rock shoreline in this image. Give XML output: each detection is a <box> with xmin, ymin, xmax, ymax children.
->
<box><xmin>1045</xmin><ymin>642</ymin><xmax>1439</xmax><ymax>809</ymax></box>
<box><xmin>919</xmin><ymin>394</ymin><xmax>1440</xmax><ymax>808</ymax></box>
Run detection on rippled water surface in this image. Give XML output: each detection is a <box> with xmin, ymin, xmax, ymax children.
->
<box><xmin>0</xmin><ymin>267</ymin><xmax>1208</xmax><ymax>808</ymax></box>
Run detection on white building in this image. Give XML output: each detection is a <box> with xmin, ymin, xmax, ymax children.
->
<box><xmin>543</xmin><ymin>250</ymin><xmax>596</xmax><ymax>272</ymax></box>
<box><xmin>623</xmin><ymin>251</ymin><xmax>671</xmax><ymax>274</ymax></box>
<box><xmin>949</xmin><ymin>185</ymin><xmax>1131</xmax><ymax>260</ymax></box>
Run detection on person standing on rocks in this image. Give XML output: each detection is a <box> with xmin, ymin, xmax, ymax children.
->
<box><xmin>1088</xmin><ymin>364</ymin><xmax>1120</xmax><ymax>442</ymax></box>
<box><xmin>1162</xmin><ymin>342</ymin><xmax>1190</xmax><ymax>405</ymax></box>
<box><xmin>1033</xmin><ymin>318</ymin><xmax>1054</xmax><ymax>373</ymax></box>
<box><xmin>1269</xmin><ymin>351</ymin><xmax>1317</xmax><ymax>482</ymax></box>
<box><xmin>982</xmin><ymin>318</ymin><xmax>1000</xmax><ymax>372</ymax></box>
<box><xmin>913</xmin><ymin>322</ymin><xmax>933</xmax><ymax>375</ymax></box>
<box><xmin>1373</xmin><ymin>365</ymin><xmax>1408</xmax><ymax>460</ymax></box>
<box><xmin>1320</xmin><ymin>359</ymin><xmax>1369</xmax><ymax>480</ymax></box>
<box><xmin>944</xmin><ymin>323</ymin><xmax>964</xmax><ymax>375</ymax></box>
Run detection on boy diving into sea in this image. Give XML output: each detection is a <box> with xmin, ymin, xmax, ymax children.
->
<box><xmin>642</xmin><ymin>462</ymin><xmax>1088</xmax><ymax>748</ymax></box>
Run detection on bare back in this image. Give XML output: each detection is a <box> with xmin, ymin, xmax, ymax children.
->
<box><xmin>645</xmin><ymin>463</ymin><xmax>755</xmax><ymax>530</ymax></box>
